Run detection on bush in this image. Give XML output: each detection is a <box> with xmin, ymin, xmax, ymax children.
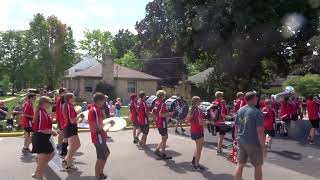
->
<box><xmin>283</xmin><ymin>74</ymin><xmax>320</xmax><ymax>98</ymax></box>
<box><xmin>0</xmin><ymin>75</ymin><xmax>12</xmax><ymax>93</ymax></box>
<box><xmin>95</xmin><ymin>82</ymin><xmax>116</xmax><ymax>99</ymax></box>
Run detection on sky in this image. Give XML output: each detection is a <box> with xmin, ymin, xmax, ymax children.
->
<box><xmin>0</xmin><ymin>0</ymin><xmax>151</xmax><ymax>41</ymax></box>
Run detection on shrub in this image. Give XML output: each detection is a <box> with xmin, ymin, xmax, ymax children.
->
<box><xmin>283</xmin><ymin>74</ymin><xmax>320</xmax><ymax>98</ymax></box>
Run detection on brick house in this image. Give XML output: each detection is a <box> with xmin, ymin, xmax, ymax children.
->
<box><xmin>63</xmin><ymin>55</ymin><xmax>160</xmax><ymax>103</ymax></box>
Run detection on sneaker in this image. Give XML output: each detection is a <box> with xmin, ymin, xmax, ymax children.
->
<box><xmin>154</xmin><ymin>149</ymin><xmax>161</xmax><ymax>156</ymax></box>
<box><xmin>133</xmin><ymin>137</ymin><xmax>139</xmax><ymax>144</ymax></box>
<box><xmin>175</xmin><ymin>129</ymin><xmax>179</xmax><ymax>134</ymax></box>
<box><xmin>56</xmin><ymin>144</ymin><xmax>62</xmax><ymax>150</ymax></box>
<box><xmin>191</xmin><ymin>157</ymin><xmax>195</xmax><ymax>165</ymax></box>
<box><xmin>100</xmin><ymin>173</ymin><xmax>108</xmax><ymax>179</ymax></box>
<box><xmin>193</xmin><ymin>165</ymin><xmax>205</xmax><ymax>171</ymax></box>
<box><xmin>22</xmin><ymin>147</ymin><xmax>31</xmax><ymax>154</ymax></box>
<box><xmin>216</xmin><ymin>149</ymin><xmax>223</xmax><ymax>155</ymax></box>
<box><xmin>31</xmin><ymin>173</ymin><xmax>39</xmax><ymax>179</ymax></box>
<box><xmin>309</xmin><ymin>140</ymin><xmax>315</xmax><ymax>145</ymax></box>
<box><xmin>65</xmin><ymin>165</ymin><xmax>78</xmax><ymax>172</ymax></box>
<box><xmin>181</xmin><ymin>128</ymin><xmax>186</xmax><ymax>132</ymax></box>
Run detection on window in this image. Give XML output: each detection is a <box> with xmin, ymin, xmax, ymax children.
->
<box><xmin>84</xmin><ymin>79</ymin><xmax>94</xmax><ymax>92</ymax></box>
<box><xmin>128</xmin><ymin>81</ymin><xmax>136</xmax><ymax>93</ymax></box>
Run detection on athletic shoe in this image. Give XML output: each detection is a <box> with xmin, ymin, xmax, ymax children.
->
<box><xmin>216</xmin><ymin>149</ymin><xmax>223</xmax><ymax>155</ymax></box>
<box><xmin>31</xmin><ymin>173</ymin><xmax>39</xmax><ymax>179</ymax></box>
<box><xmin>65</xmin><ymin>165</ymin><xmax>78</xmax><ymax>172</ymax></box>
<box><xmin>100</xmin><ymin>173</ymin><xmax>108</xmax><ymax>179</ymax></box>
<box><xmin>154</xmin><ymin>149</ymin><xmax>161</xmax><ymax>156</ymax></box>
<box><xmin>175</xmin><ymin>129</ymin><xmax>179</xmax><ymax>134</ymax></box>
<box><xmin>22</xmin><ymin>147</ymin><xmax>31</xmax><ymax>154</ymax></box>
<box><xmin>181</xmin><ymin>128</ymin><xmax>186</xmax><ymax>132</ymax></box>
<box><xmin>309</xmin><ymin>140</ymin><xmax>315</xmax><ymax>145</ymax></box>
<box><xmin>191</xmin><ymin>157</ymin><xmax>195</xmax><ymax>165</ymax></box>
<box><xmin>56</xmin><ymin>144</ymin><xmax>62</xmax><ymax>150</ymax></box>
<box><xmin>133</xmin><ymin>137</ymin><xmax>139</xmax><ymax>144</ymax></box>
<box><xmin>193</xmin><ymin>165</ymin><xmax>205</xmax><ymax>171</ymax></box>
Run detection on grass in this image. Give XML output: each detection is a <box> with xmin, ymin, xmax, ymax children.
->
<box><xmin>0</xmin><ymin>96</ymin><xmax>16</xmax><ymax>100</ymax></box>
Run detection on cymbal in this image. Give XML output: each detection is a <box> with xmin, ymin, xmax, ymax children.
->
<box><xmin>74</xmin><ymin>105</ymin><xmax>82</xmax><ymax>114</ymax></box>
<box><xmin>103</xmin><ymin>117</ymin><xmax>127</xmax><ymax>132</ymax></box>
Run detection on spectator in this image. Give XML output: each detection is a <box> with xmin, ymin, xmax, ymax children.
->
<box><xmin>234</xmin><ymin>92</ymin><xmax>266</xmax><ymax>180</ymax></box>
<box><xmin>0</xmin><ymin>100</ymin><xmax>8</xmax><ymax>121</ymax></box>
<box><xmin>115</xmin><ymin>98</ymin><xmax>122</xmax><ymax>117</ymax></box>
<box><xmin>108</xmin><ymin>101</ymin><xmax>115</xmax><ymax>117</ymax></box>
<box><xmin>12</xmin><ymin>100</ymin><xmax>24</xmax><ymax>129</ymax></box>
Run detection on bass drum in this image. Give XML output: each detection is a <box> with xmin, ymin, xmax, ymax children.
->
<box><xmin>146</xmin><ymin>95</ymin><xmax>157</xmax><ymax>112</ymax></box>
<box><xmin>166</xmin><ymin>97</ymin><xmax>189</xmax><ymax>120</ymax></box>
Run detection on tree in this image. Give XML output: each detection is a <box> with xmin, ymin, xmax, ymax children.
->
<box><xmin>95</xmin><ymin>82</ymin><xmax>115</xmax><ymax>100</ymax></box>
<box><xmin>79</xmin><ymin>29</ymin><xmax>114</xmax><ymax>61</ymax></box>
<box><xmin>284</xmin><ymin>74</ymin><xmax>320</xmax><ymax>98</ymax></box>
<box><xmin>113</xmin><ymin>29</ymin><xmax>138</xmax><ymax>58</ymax></box>
<box><xmin>116</xmin><ymin>50</ymin><xmax>142</xmax><ymax>70</ymax></box>
<box><xmin>0</xmin><ymin>30</ymin><xmax>34</xmax><ymax>94</ymax></box>
<box><xmin>29</xmin><ymin>13</ymin><xmax>76</xmax><ymax>89</ymax></box>
<box><xmin>137</xmin><ymin>0</ymin><xmax>319</xmax><ymax>97</ymax></box>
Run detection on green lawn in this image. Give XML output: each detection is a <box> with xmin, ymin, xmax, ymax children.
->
<box><xmin>0</xmin><ymin>96</ymin><xmax>16</xmax><ymax>100</ymax></box>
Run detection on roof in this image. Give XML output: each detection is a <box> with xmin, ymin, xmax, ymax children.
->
<box><xmin>64</xmin><ymin>63</ymin><xmax>160</xmax><ymax>81</ymax></box>
<box><xmin>65</xmin><ymin>56</ymin><xmax>100</xmax><ymax>75</ymax></box>
<box><xmin>188</xmin><ymin>68</ymin><xmax>214</xmax><ymax>85</ymax></box>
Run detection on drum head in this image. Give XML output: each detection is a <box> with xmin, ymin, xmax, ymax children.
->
<box><xmin>146</xmin><ymin>95</ymin><xmax>157</xmax><ymax>111</ymax></box>
<box><xmin>103</xmin><ymin>117</ymin><xmax>127</xmax><ymax>132</ymax></box>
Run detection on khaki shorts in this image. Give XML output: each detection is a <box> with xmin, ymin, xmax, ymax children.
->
<box><xmin>237</xmin><ymin>143</ymin><xmax>263</xmax><ymax>167</ymax></box>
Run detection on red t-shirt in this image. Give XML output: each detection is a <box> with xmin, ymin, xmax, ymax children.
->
<box><xmin>261</xmin><ymin>107</ymin><xmax>275</xmax><ymax>130</ymax></box>
<box><xmin>63</xmin><ymin>103</ymin><xmax>77</xmax><ymax>127</ymax></box>
<box><xmin>213</xmin><ymin>99</ymin><xmax>227</xmax><ymax>124</ymax></box>
<box><xmin>55</xmin><ymin>96</ymin><xmax>64</xmax><ymax>123</ymax></box>
<box><xmin>138</xmin><ymin>99</ymin><xmax>149</xmax><ymax>125</ymax></box>
<box><xmin>88</xmin><ymin>105</ymin><xmax>107</xmax><ymax>144</ymax></box>
<box><xmin>280</xmin><ymin>102</ymin><xmax>292</xmax><ymax>120</ymax></box>
<box><xmin>259</xmin><ymin>100</ymin><xmax>266</xmax><ymax>109</ymax></box>
<box><xmin>33</xmin><ymin>108</ymin><xmax>52</xmax><ymax>132</ymax></box>
<box><xmin>22</xmin><ymin>100</ymin><xmax>34</xmax><ymax>128</ymax></box>
<box><xmin>306</xmin><ymin>100</ymin><xmax>319</xmax><ymax>120</ymax></box>
<box><xmin>154</xmin><ymin>100</ymin><xmax>167</xmax><ymax>128</ymax></box>
<box><xmin>290</xmin><ymin>101</ymin><xmax>298</xmax><ymax>115</ymax></box>
<box><xmin>129</xmin><ymin>100</ymin><xmax>138</xmax><ymax>122</ymax></box>
<box><xmin>190</xmin><ymin>107</ymin><xmax>204</xmax><ymax>134</ymax></box>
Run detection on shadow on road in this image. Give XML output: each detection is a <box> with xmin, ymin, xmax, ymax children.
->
<box><xmin>20</xmin><ymin>154</ymin><xmax>35</xmax><ymax>163</ymax></box>
<box><xmin>269</xmin><ymin>150</ymin><xmax>302</xmax><ymax>160</ymax></box>
<box><xmin>65</xmin><ymin>170</ymin><xmax>96</xmax><ymax>180</ymax></box>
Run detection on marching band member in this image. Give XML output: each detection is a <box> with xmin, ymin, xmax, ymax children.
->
<box><xmin>56</xmin><ymin>88</ymin><xmax>66</xmax><ymax>150</ymax></box>
<box><xmin>234</xmin><ymin>92</ymin><xmax>246</xmax><ymax>113</ymax></box>
<box><xmin>154</xmin><ymin>90</ymin><xmax>173</xmax><ymax>158</ymax></box>
<box><xmin>22</xmin><ymin>93</ymin><xmax>36</xmax><ymax>154</ymax></box>
<box><xmin>88</xmin><ymin>93</ymin><xmax>110</xmax><ymax>180</ymax></box>
<box><xmin>129</xmin><ymin>94</ymin><xmax>141</xmax><ymax>144</ymax></box>
<box><xmin>306</xmin><ymin>96</ymin><xmax>320</xmax><ymax>144</ymax></box>
<box><xmin>213</xmin><ymin>91</ymin><xmax>228</xmax><ymax>155</ymax></box>
<box><xmin>138</xmin><ymin>91</ymin><xmax>149</xmax><ymax>148</ymax></box>
<box><xmin>261</xmin><ymin>99</ymin><xmax>276</xmax><ymax>149</ymax></box>
<box><xmin>188</xmin><ymin>96</ymin><xmax>206</xmax><ymax>170</ymax></box>
<box><xmin>279</xmin><ymin>96</ymin><xmax>292</xmax><ymax>136</ymax></box>
<box><xmin>31</xmin><ymin>96</ymin><xmax>58</xmax><ymax>180</ymax></box>
<box><xmin>62</xmin><ymin>93</ymin><xmax>82</xmax><ymax>171</ymax></box>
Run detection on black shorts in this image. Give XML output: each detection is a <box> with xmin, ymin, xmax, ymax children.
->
<box><xmin>191</xmin><ymin>133</ymin><xmax>204</xmax><ymax>140</ymax></box>
<box><xmin>215</xmin><ymin>124</ymin><xmax>231</xmax><ymax>136</ymax></box>
<box><xmin>265</xmin><ymin>129</ymin><xmax>275</xmax><ymax>137</ymax></box>
<box><xmin>64</xmin><ymin>124</ymin><xmax>78</xmax><ymax>138</ymax></box>
<box><xmin>158</xmin><ymin>127</ymin><xmax>168</xmax><ymax>137</ymax></box>
<box><xmin>139</xmin><ymin>124</ymin><xmax>149</xmax><ymax>135</ymax></box>
<box><xmin>24</xmin><ymin>127</ymin><xmax>33</xmax><ymax>133</ymax></box>
<box><xmin>310</xmin><ymin>119</ymin><xmax>320</xmax><ymax>129</ymax></box>
<box><xmin>31</xmin><ymin>133</ymin><xmax>54</xmax><ymax>154</ymax></box>
<box><xmin>94</xmin><ymin>143</ymin><xmax>110</xmax><ymax>160</ymax></box>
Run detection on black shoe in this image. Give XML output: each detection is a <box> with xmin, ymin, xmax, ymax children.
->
<box><xmin>175</xmin><ymin>129</ymin><xmax>179</xmax><ymax>134</ymax></box>
<box><xmin>154</xmin><ymin>149</ymin><xmax>161</xmax><ymax>156</ymax></box>
<box><xmin>193</xmin><ymin>165</ymin><xmax>205</xmax><ymax>171</ymax></box>
<box><xmin>181</xmin><ymin>128</ymin><xmax>186</xmax><ymax>132</ymax></box>
<box><xmin>100</xmin><ymin>173</ymin><xmax>108</xmax><ymax>179</ymax></box>
<box><xmin>191</xmin><ymin>157</ymin><xmax>195</xmax><ymax>165</ymax></box>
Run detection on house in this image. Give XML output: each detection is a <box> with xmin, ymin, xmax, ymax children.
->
<box><xmin>188</xmin><ymin>68</ymin><xmax>214</xmax><ymax>86</ymax></box>
<box><xmin>63</xmin><ymin>55</ymin><xmax>160</xmax><ymax>103</ymax></box>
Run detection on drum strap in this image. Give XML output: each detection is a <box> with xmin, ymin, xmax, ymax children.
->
<box><xmin>93</xmin><ymin>107</ymin><xmax>103</xmax><ymax>144</ymax></box>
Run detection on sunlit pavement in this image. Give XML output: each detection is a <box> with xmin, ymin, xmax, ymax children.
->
<box><xmin>0</xmin><ymin>123</ymin><xmax>319</xmax><ymax>180</ymax></box>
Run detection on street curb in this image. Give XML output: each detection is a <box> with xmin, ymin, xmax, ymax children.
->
<box><xmin>0</xmin><ymin>124</ymin><xmax>190</xmax><ymax>137</ymax></box>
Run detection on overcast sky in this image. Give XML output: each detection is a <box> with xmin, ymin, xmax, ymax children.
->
<box><xmin>0</xmin><ymin>0</ymin><xmax>151</xmax><ymax>41</ymax></box>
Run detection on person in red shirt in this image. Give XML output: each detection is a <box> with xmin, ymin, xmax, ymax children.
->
<box><xmin>88</xmin><ymin>93</ymin><xmax>110</xmax><ymax>180</ymax></box>
<box><xmin>271</xmin><ymin>96</ymin><xmax>279</xmax><ymax>117</ymax></box>
<box><xmin>62</xmin><ymin>93</ymin><xmax>82</xmax><ymax>171</ymax></box>
<box><xmin>153</xmin><ymin>90</ymin><xmax>173</xmax><ymax>158</ymax></box>
<box><xmin>22</xmin><ymin>93</ymin><xmax>37</xmax><ymax>154</ymax></box>
<box><xmin>234</xmin><ymin>92</ymin><xmax>246</xmax><ymax>113</ymax></box>
<box><xmin>56</xmin><ymin>88</ymin><xmax>66</xmax><ymax>150</ymax></box>
<box><xmin>279</xmin><ymin>96</ymin><xmax>292</xmax><ymax>136</ymax></box>
<box><xmin>290</xmin><ymin>97</ymin><xmax>299</xmax><ymax>121</ymax></box>
<box><xmin>138</xmin><ymin>91</ymin><xmax>149</xmax><ymax>147</ymax></box>
<box><xmin>306</xmin><ymin>97</ymin><xmax>320</xmax><ymax>144</ymax></box>
<box><xmin>129</xmin><ymin>94</ymin><xmax>141</xmax><ymax>144</ymax></box>
<box><xmin>261</xmin><ymin>99</ymin><xmax>276</xmax><ymax>149</ymax></box>
<box><xmin>213</xmin><ymin>91</ymin><xmax>228</xmax><ymax>154</ymax></box>
<box><xmin>188</xmin><ymin>96</ymin><xmax>210</xmax><ymax>170</ymax></box>
<box><xmin>31</xmin><ymin>96</ymin><xmax>58</xmax><ymax>180</ymax></box>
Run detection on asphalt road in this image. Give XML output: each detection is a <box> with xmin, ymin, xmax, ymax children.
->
<box><xmin>0</xmin><ymin>122</ymin><xmax>319</xmax><ymax>180</ymax></box>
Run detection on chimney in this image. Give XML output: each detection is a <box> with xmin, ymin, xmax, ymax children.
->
<box><xmin>102</xmin><ymin>53</ymin><xmax>114</xmax><ymax>85</ymax></box>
